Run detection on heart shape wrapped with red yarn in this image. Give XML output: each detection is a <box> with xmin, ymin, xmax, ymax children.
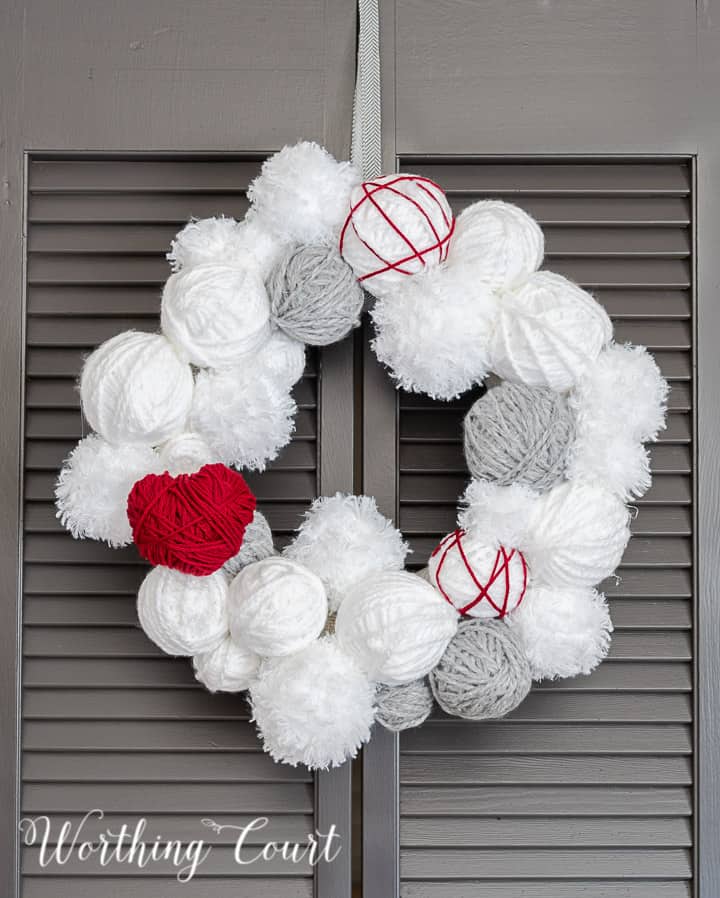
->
<box><xmin>127</xmin><ymin>463</ymin><xmax>256</xmax><ymax>576</ymax></box>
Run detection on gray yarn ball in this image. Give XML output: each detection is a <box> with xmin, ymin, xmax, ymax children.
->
<box><xmin>267</xmin><ymin>244</ymin><xmax>364</xmax><ymax>346</ymax></box>
<box><xmin>375</xmin><ymin>679</ymin><xmax>434</xmax><ymax>732</ymax></box>
<box><xmin>463</xmin><ymin>381</ymin><xmax>576</xmax><ymax>492</ymax></box>
<box><xmin>430</xmin><ymin>619</ymin><xmax>531</xmax><ymax>720</ymax></box>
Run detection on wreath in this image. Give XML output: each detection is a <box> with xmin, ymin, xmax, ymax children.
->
<box><xmin>55</xmin><ymin>142</ymin><xmax>668</xmax><ymax>770</ymax></box>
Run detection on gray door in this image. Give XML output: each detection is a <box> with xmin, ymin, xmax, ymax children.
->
<box><xmin>0</xmin><ymin>4</ymin><xmax>356</xmax><ymax>897</ymax></box>
<box><xmin>362</xmin><ymin>3</ymin><xmax>719</xmax><ymax>897</ymax></box>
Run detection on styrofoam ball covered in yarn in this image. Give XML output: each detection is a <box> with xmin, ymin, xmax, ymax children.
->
<box><xmin>430</xmin><ymin>618</ymin><xmax>531</xmax><ymax>720</ymax></box>
<box><xmin>508</xmin><ymin>585</ymin><xmax>613</xmax><ymax>680</ymax></box>
<box><xmin>490</xmin><ymin>272</ymin><xmax>613</xmax><ymax>391</ymax></box>
<box><xmin>371</xmin><ymin>266</ymin><xmax>499</xmax><ymax>399</ymax></box>
<box><xmin>374</xmin><ymin>679</ymin><xmax>434</xmax><ymax>732</ymax></box>
<box><xmin>284</xmin><ymin>493</ymin><xmax>409</xmax><ymax>611</ymax></box>
<box><xmin>167</xmin><ymin>216</ymin><xmax>240</xmax><ymax>272</ymax></box>
<box><xmin>252</xmin><ymin>327</ymin><xmax>306</xmax><ymax>390</ymax></box>
<box><xmin>137</xmin><ymin>567</ymin><xmax>229</xmax><ymax>656</ymax></box>
<box><xmin>458</xmin><ymin>480</ymin><xmax>540</xmax><ymax>551</ymax></box>
<box><xmin>464</xmin><ymin>381</ymin><xmax>576</xmax><ymax>492</ymax></box>
<box><xmin>80</xmin><ymin>331</ymin><xmax>194</xmax><ymax>446</ymax></box>
<box><xmin>247</xmin><ymin>141</ymin><xmax>361</xmax><ymax>246</ymax></box>
<box><xmin>158</xmin><ymin>431</ymin><xmax>218</xmax><ymax>475</ymax></box>
<box><xmin>446</xmin><ymin>200</ymin><xmax>544</xmax><ymax>290</ymax></box>
<box><xmin>250</xmin><ymin>636</ymin><xmax>374</xmax><ymax>769</ymax></box>
<box><xmin>193</xmin><ymin>635</ymin><xmax>261</xmax><ymax>692</ymax></box>
<box><xmin>55</xmin><ymin>434</ymin><xmax>163</xmax><ymax>547</ymax></box>
<box><xmin>223</xmin><ymin>511</ymin><xmax>275</xmax><ymax>578</ymax></box>
<box><xmin>336</xmin><ymin>571</ymin><xmax>458</xmax><ymax>686</ymax></box>
<box><xmin>161</xmin><ymin>263</ymin><xmax>271</xmax><ymax>368</ymax></box>
<box><xmin>524</xmin><ymin>481</ymin><xmax>631</xmax><ymax>589</ymax></box>
<box><xmin>228</xmin><ymin>556</ymin><xmax>328</xmax><ymax>657</ymax></box>
<box><xmin>340</xmin><ymin>174</ymin><xmax>455</xmax><ymax>296</ymax></box>
<box><xmin>267</xmin><ymin>245</ymin><xmax>364</xmax><ymax>345</ymax></box>
<box><xmin>428</xmin><ymin>529</ymin><xmax>528</xmax><ymax>619</ymax></box>
<box><xmin>190</xmin><ymin>365</ymin><xmax>296</xmax><ymax>470</ymax></box>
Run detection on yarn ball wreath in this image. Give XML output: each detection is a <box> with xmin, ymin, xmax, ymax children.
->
<box><xmin>127</xmin><ymin>463</ymin><xmax>256</xmax><ymax>576</ymax></box>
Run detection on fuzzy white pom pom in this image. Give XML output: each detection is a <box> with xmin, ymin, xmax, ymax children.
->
<box><xmin>284</xmin><ymin>493</ymin><xmax>409</xmax><ymax>611</ymax></box>
<box><xmin>524</xmin><ymin>481</ymin><xmax>631</xmax><ymax>589</ymax></box>
<box><xmin>80</xmin><ymin>331</ymin><xmax>194</xmax><ymax>446</ymax></box>
<box><xmin>508</xmin><ymin>585</ymin><xmax>613</xmax><ymax>679</ymax></box>
<box><xmin>247</xmin><ymin>142</ymin><xmax>361</xmax><ymax>246</ymax></box>
<box><xmin>446</xmin><ymin>200</ymin><xmax>544</xmax><ymax>290</ymax></box>
<box><xmin>490</xmin><ymin>272</ymin><xmax>613</xmax><ymax>391</ymax></box>
<box><xmin>459</xmin><ymin>480</ymin><xmax>540</xmax><ymax>549</ymax></box>
<box><xmin>158</xmin><ymin>431</ymin><xmax>218</xmax><ymax>475</ymax></box>
<box><xmin>223</xmin><ymin>511</ymin><xmax>275</xmax><ymax>577</ymax></box>
<box><xmin>371</xmin><ymin>266</ymin><xmax>499</xmax><ymax>399</ymax></box>
<box><xmin>190</xmin><ymin>366</ymin><xmax>296</xmax><ymax>471</ymax></box>
<box><xmin>251</xmin><ymin>327</ymin><xmax>306</xmax><ymax>390</ymax></box>
<box><xmin>228</xmin><ymin>556</ymin><xmax>328</xmax><ymax>657</ymax></box>
<box><xmin>193</xmin><ymin>635</ymin><xmax>260</xmax><ymax>692</ymax></box>
<box><xmin>336</xmin><ymin>571</ymin><xmax>458</xmax><ymax>685</ymax></box>
<box><xmin>137</xmin><ymin>567</ymin><xmax>228</xmax><ymax>656</ymax></box>
<box><xmin>167</xmin><ymin>217</ymin><xmax>241</xmax><ymax>272</ymax></box>
<box><xmin>250</xmin><ymin>636</ymin><xmax>375</xmax><ymax>769</ymax></box>
<box><xmin>161</xmin><ymin>263</ymin><xmax>271</xmax><ymax>368</ymax></box>
<box><xmin>232</xmin><ymin>215</ymin><xmax>287</xmax><ymax>279</ymax></box>
<box><xmin>55</xmin><ymin>434</ymin><xmax>162</xmax><ymax>546</ymax></box>
<box><xmin>428</xmin><ymin>529</ymin><xmax>528</xmax><ymax>619</ymax></box>
<box><xmin>568</xmin><ymin>431</ymin><xmax>652</xmax><ymax>500</ymax></box>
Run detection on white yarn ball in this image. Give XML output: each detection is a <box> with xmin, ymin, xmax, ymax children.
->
<box><xmin>137</xmin><ymin>567</ymin><xmax>229</xmax><ymax>656</ymax></box>
<box><xmin>524</xmin><ymin>481</ymin><xmax>631</xmax><ymax>589</ymax></box>
<box><xmin>161</xmin><ymin>263</ymin><xmax>271</xmax><ymax>368</ymax></box>
<box><xmin>166</xmin><ymin>217</ymin><xmax>240</xmax><ymax>272</ymax></box>
<box><xmin>336</xmin><ymin>571</ymin><xmax>458</xmax><ymax>686</ymax></box>
<box><xmin>427</xmin><ymin>529</ymin><xmax>528</xmax><ymax>619</ymax></box>
<box><xmin>371</xmin><ymin>266</ymin><xmax>499</xmax><ymax>399</ymax></box>
<box><xmin>232</xmin><ymin>215</ymin><xmax>287</xmax><ymax>279</ymax></box>
<box><xmin>247</xmin><ymin>142</ymin><xmax>361</xmax><ymax>246</ymax></box>
<box><xmin>223</xmin><ymin>511</ymin><xmax>275</xmax><ymax>578</ymax></box>
<box><xmin>190</xmin><ymin>366</ymin><xmax>296</xmax><ymax>471</ymax></box>
<box><xmin>568</xmin><ymin>431</ymin><xmax>652</xmax><ymax>501</ymax></box>
<box><xmin>250</xmin><ymin>636</ymin><xmax>375</xmax><ymax>769</ymax></box>
<box><xmin>459</xmin><ymin>480</ymin><xmax>540</xmax><ymax>550</ymax></box>
<box><xmin>193</xmin><ymin>635</ymin><xmax>260</xmax><ymax>692</ymax></box>
<box><xmin>340</xmin><ymin>174</ymin><xmax>454</xmax><ymax>297</ymax></box>
<box><xmin>55</xmin><ymin>434</ymin><xmax>162</xmax><ymax>546</ymax></box>
<box><xmin>508</xmin><ymin>585</ymin><xmax>613</xmax><ymax>679</ymax></box>
<box><xmin>446</xmin><ymin>200</ymin><xmax>544</xmax><ymax>290</ymax></box>
<box><xmin>251</xmin><ymin>327</ymin><xmax>306</xmax><ymax>390</ymax></box>
<box><xmin>284</xmin><ymin>493</ymin><xmax>409</xmax><ymax>611</ymax></box>
<box><xmin>228</xmin><ymin>556</ymin><xmax>328</xmax><ymax>657</ymax></box>
<box><xmin>158</xmin><ymin>431</ymin><xmax>218</xmax><ymax>475</ymax></box>
<box><xmin>80</xmin><ymin>331</ymin><xmax>194</xmax><ymax>446</ymax></box>
<box><xmin>490</xmin><ymin>272</ymin><xmax>613</xmax><ymax>391</ymax></box>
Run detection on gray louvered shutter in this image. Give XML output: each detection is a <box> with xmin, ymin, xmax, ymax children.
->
<box><xmin>365</xmin><ymin>159</ymin><xmax>693</xmax><ymax>898</ymax></box>
<box><xmin>21</xmin><ymin>157</ymin><xmax>349</xmax><ymax>897</ymax></box>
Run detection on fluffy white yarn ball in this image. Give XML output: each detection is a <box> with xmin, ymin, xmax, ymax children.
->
<box><xmin>158</xmin><ymin>431</ymin><xmax>218</xmax><ymax>475</ymax></box>
<box><xmin>284</xmin><ymin>493</ymin><xmax>409</xmax><ymax>611</ymax></box>
<box><xmin>80</xmin><ymin>331</ymin><xmax>194</xmax><ymax>446</ymax></box>
<box><xmin>247</xmin><ymin>142</ymin><xmax>361</xmax><ymax>246</ymax></box>
<box><xmin>459</xmin><ymin>480</ymin><xmax>540</xmax><ymax>550</ymax></box>
<box><xmin>569</xmin><ymin>431</ymin><xmax>652</xmax><ymax>500</ymax></box>
<box><xmin>371</xmin><ymin>266</ymin><xmax>499</xmax><ymax>399</ymax></box>
<box><xmin>166</xmin><ymin>217</ymin><xmax>240</xmax><ymax>272</ymax></box>
<box><xmin>55</xmin><ymin>434</ymin><xmax>162</xmax><ymax>546</ymax></box>
<box><xmin>490</xmin><ymin>272</ymin><xmax>613</xmax><ymax>391</ymax></box>
<box><xmin>509</xmin><ymin>585</ymin><xmax>613</xmax><ymax>679</ymax></box>
<box><xmin>223</xmin><ymin>511</ymin><xmax>275</xmax><ymax>578</ymax></box>
<box><xmin>250</xmin><ymin>636</ymin><xmax>375</xmax><ymax>769</ymax></box>
<box><xmin>251</xmin><ymin>327</ymin><xmax>306</xmax><ymax>390</ymax></box>
<box><xmin>228</xmin><ymin>556</ymin><xmax>328</xmax><ymax>657</ymax></box>
<box><xmin>137</xmin><ymin>567</ymin><xmax>229</xmax><ymax>656</ymax></box>
<box><xmin>446</xmin><ymin>200</ymin><xmax>544</xmax><ymax>290</ymax></box>
<box><xmin>190</xmin><ymin>366</ymin><xmax>296</xmax><ymax>471</ymax></box>
<box><xmin>161</xmin><ymin>263</ymin><xmax>271</xmax><ymax>368</ymax></box>
<box><xmin>336</xmin><ymin>571</ymin><xmax>458</xmax><ymax>686</ymax></box>
<box><xmin>193</xmin><ymin>635</ymin><xmax>260</xmax><ymax>692</ymax></box>
<box><xmin>524</xmin><ymin>481</ymin><xmax>631</xmax><ymax>589</ymax></box>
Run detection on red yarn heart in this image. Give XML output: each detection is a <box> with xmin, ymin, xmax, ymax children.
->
<box><xmin>127</xmin><ymin>463</ymin><xmax>256</xmax><ymax>576</ymax></box>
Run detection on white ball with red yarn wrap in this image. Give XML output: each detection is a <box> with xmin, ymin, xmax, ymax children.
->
<box><xmin>340</xmin><ymin>174</ymin><xmax>455</xmax><ymax>297</ymax></box>
<box><xmin>228</xmin><ymin>556</ymin><xmax>328</xmax><ymax>657</ymax></box>
<box><xmin>428</xmin><ymin>529</ymin><xmax>528</xmax><ymax>619</ymax></box>
<box><xmin>490</xmin><ymin>271</ymin><xmax>613</xmax><ymax>392</ymax></box>
<box><xmin>80</xmin><ymin>331</ymin><xmax>194</xmax><ymax>446</ymax></box>
<box><xmin>137</xmin><ymin>567</ymin><xmax>229</xmax><ymax>657</ymax></box>
<box><xmin>193</xmin><ymin>635</ymin><xmax>261</xmax><ymax>693</ymax></box>
<box><xmin>336</xmin><ymin>571</ymin><xmax>459</xmax><ymax>686</ymax></box>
